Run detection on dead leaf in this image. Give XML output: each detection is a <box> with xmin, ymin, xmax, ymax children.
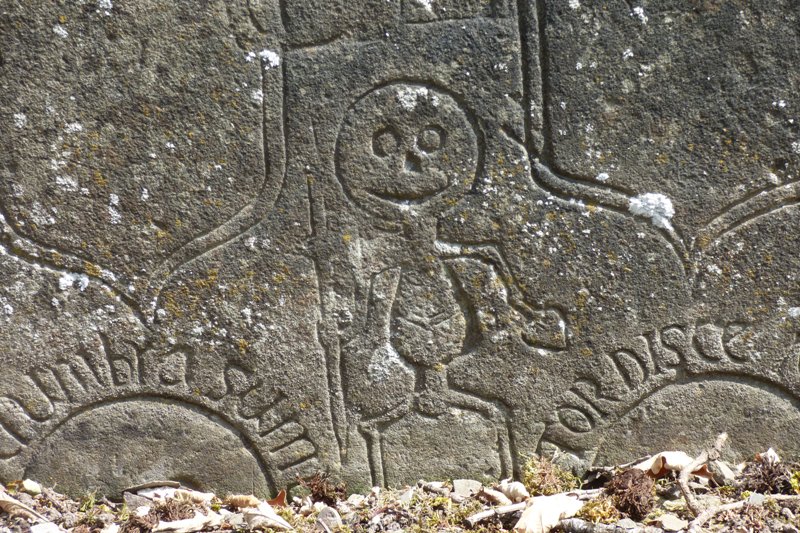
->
<box><xmin>0</xmin><ymin>488</ymin><xmax>50</xmax><ymax>522</ymax></box>
<box><xmin>224</xmin><ymin>494</ymin><xmax>261</xmax><ymax>509</ymax></box>
<box><xmin>173</xmin><ymin>489</ymin><xmax>214</xmax><ymax>505</ymax></box>
<box><xmin>268</xmin><ymin>490</ymin><xmax>287</xmax><ymax>507</ymax></box>
<box><xmin>478</xmin><ymin>487</ymin><xmax>513</xmax><ymax>506</ymax></box>
<box><xmin>756</xmin><ymin>448</ymin><xmax>781</xmax><ymax>465</ymax></box>
<box><xmin>135</xmin><ymin>487</ymin><xmax>179</xmax><ymax>501</ymax></box>
<box><xmin>633</xmin><ymin>451</ymin><xmax>712</xmax><ymax>479</ymax></box>
<box><xmin>242</xmin><ymin>502</ymin><xmax>293</xmax><ymax>531</ymax></box>
<box><xmin>513</xmin><ymin>493</ymin><xmax>585</xmax><ymax>533</ymax></box>
<box><xmin>152</xmin><ymin>510</ymin><xmax>223</xmax><ymax>533</ymax></box>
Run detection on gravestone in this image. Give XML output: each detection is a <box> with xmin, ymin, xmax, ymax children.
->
<box><xmin>0</xmin><ymin>0</ymin><xmax>799</xmax><ymax>496</ymax></box>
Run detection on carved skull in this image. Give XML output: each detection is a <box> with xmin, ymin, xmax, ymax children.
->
<box><xmin>336</xmin><ymin>83</ymin><xmax>479</xmax><ymax>218</ymax></box>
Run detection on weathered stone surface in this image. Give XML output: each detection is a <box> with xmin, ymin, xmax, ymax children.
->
<box><xmin>0</xmin><ymin>0</ymin><xmax>798</xmax><ymax>496</ymax></box>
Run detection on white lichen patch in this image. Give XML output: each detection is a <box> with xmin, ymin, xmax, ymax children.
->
<box><xmin>595</xmin><ymin>172</ymin><xmax>610</xmax><ymax>183</ymax></box>
<box><xmin>58</xmin><ymin>272</ymin><xmax>90</xmax><ymax>292</ymax></box>
<box><xmin>64</xmin><ymin>122</ymin><xmax>83</xmax><ymax>134</ymax></box>
<box><xmin>788</xmin><ymin>307</ymin><xmax>800</xmax><ymax>318</ymax></box>
<box><xmin>569</xmin><ymin>0</ymin><xmax>580</xmax><ymax>9</ymax></box>
<box><xmin>414</xmin><ymin>0</ymin><xmax>434</xmax><ymax>12</ymax></box>
<box><xmin>396</xmin><ymin>86</ymin><xmax>437</xmax><ymax>110</ymax></box>
<box><xmin>368</xmin><ymin>344</ymin><xmax>406</xmax><ymax>383</ymax></box>
<box><xmin>623</xmin><ymin>48</ymin><xmax>634</xmax><ymax>60</ymax></box>
<box><xmin>628</xmin><ymin>192</ymin><xmax>675</xmax><ymax>230</ymax></box>
<box><xmin>13</xmin><ymin>113</ymin><xmax>27</xmax><ymax>128</ymax></box>
<box><xmin>245</xmin><ymin>49</ymin><xmax>281</xmax><ymax>70</ymax></box>
<box><xmin>53</xmin><ymin>24</ymin><xmax>68</xmax><ymax>38</ymax></box>
<box><xmin>141</xmin><ymin>187</ymin><xmax>149</xmax><ymax>201</ymax></box>
<box><xmin>632</xmin><ymin>6</ymin><xmax>648</xmax><ymax>24</ymax></box>
<box><xmin>251</xmin><ymin>89</ymin><xmax>264</xmax><ymax>103</ymax></box>
<box><xmin>259</xmin><ymin>49</ymin><xmax>280</xmax><ymax>68</ymax></box>
<box><xmin>30</xmin><ymin>202</ymin><xmax>56</xmax><ymax>226</ymax></box>
<box><xmin>55</xmin><ymin>176</ymin><xmax>79</xmax><ymax>192</ymax></box>
<box><xmin>98</xmin><ymin>0</ymin><xmax>112</xmax><ymax>9</ymax></box>
<box><xmin>108</xmin><ymin>194</ymin><xmax>121</xmax><ymax>225</ymax></box>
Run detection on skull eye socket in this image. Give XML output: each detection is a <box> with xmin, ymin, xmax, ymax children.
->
<box><xmin>417</xmin><ymin>126</ymin><xmax>446</xmax><ymax>154</ymax></box>
<box><xmin>372</xmin><ymin>127</ymin><xmax>401</xmax><ymax>158</ymax></box>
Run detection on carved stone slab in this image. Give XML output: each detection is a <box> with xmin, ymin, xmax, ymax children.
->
<box><xmin>0</xmin><ymin>0</ymin><xmax>798</xmax><ymax>496</ymax></box>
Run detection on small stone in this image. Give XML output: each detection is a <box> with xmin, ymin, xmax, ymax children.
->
<box><xmin>316</xmin><ymin>506</ymin><xmax>343</xmax><ymax>532</ymax></box>
<box><xmin>663</xmin><ymin>499</ymin><xmax>687</xmax><ymax>511</ymax></box>
<box><xmin>30</xmin><ymin>523</ymin><xmax>60</xmax><ymax>533</ymax></box>
<box><xmin>452</xmin><ymin>479</ymin><xmax>482</xmax><ymax>498</ymax></box>
<box><xmin>218</xmin><ymin>509</ymin><xmax>245</xmax><ymax>527</ymax></box>
<box><xmin>616</xmin><ymin>518</ymin><xmax>638</xmax><ymax>529</ymax></box>
<box><xmin>421</xmin><ymin>481</ymin><xmax>449</xmax><ymax>495</ymax></box>
<box><xmin>710</xmin><ymin>460</ymin><xmax>737</xmax><ymax>484</ymax></box>
<box><xmin>656</xmin><ymin>513</ymin><xmax>689</xmax><ymax>532</ymax></box>
<box><xmin>42</xmin><ymin>508</ymin><xmax>62</xmax><ymax>522</ymax></box>
<box><xmin>345</xmin><ymin>493</ymin><xmax>367</xmax><ymax>508</ymax></box>
<box><xmin>21</xmin><ymin>479</ymin><xmax>42</xmax><ymax>495</ymax></box>
<box><xmin>96</xmin><ymin>512</ymin><xmax>116</xmax><ymax>525</ymax></box>
<box><xmin>123</xmin><ymin>492</ymin><xmax>151</xmax><ymax>511</ymax></box>
<box><xmin>747</xmin><ymin>492</ymin><xmax>766</xmax><ymax>506</ymax></box>
<box><xmin>398</xmin><ymin>487</ymin><xmax>416</xmax><ymax>505</ymax></box>
<box><xmin>61</xmin><ymin>512</ymin><xmax>79</xmax><ymax>529</ymax></box>
<box><xmin>497</xmin><ymin>479</ymin><xmax>530</xmax><ymax>502</ymax></box>
<box><xmin>15</xmin><ymin>492</ymin><xmax>36</xmax><ymax>507</ymax></box>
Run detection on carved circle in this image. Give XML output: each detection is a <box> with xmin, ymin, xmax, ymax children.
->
<box><xmin>22</xmin><ymin>398</ymin><xmax>274</xmax><ymax>497</ymax></box>
<box><xmin>593</xmin><ymin>377</ymin><xmax>800</xmax><ymax>464</ymax></box>
<box><xmin>336</xmin><ymin>82</ymin><xmax>481</xmax><ymax>219</ymax></box>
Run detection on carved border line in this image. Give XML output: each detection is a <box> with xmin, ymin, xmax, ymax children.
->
<box><xmin>148</xmin><ymin>2</ymin><xmax>288</xmax><ymax>319</ymax></box>
<box><xmin>521</xmin><ymin>0</ymin><xmax>800</xmax><ymax>281</ymax></box>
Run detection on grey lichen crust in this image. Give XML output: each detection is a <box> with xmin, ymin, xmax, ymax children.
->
<box><xmin>0</xmin><ymin>0</ymin><xmax>798</xmax><ymax>496</ymax></box>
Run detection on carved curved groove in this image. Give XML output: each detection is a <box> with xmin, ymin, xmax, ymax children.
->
<box><xmin>17</xmin><ymin>394</ymin><xmax>278</xmax><ymax>490</ymax></box>
<box><xmin>697</xmin><ymin>180</ymin><xmax>800</xmax><ymax>248</ymax></box>
<box><xmin>530</xmin><ymin>161</ymin><xmax>689</xmax><ymax>269</ymax></box>
<box><xmin>147</xmin><ymin>50</ymin><xmax>287</xmax><ymax>318</ymax></box>
<box><xmin>0</xmin><ymin>212</ymin><xmax>148</xmax><ymax>328</ymax></box>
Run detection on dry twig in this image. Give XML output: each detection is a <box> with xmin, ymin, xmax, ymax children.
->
<box><xmin>687</xmin><ymin>494</ymin><xmax>800</xmax><ymax>533</ymax></box>
<box><xmin>679</xmin><ymin>432</ymin><xmax>728</xmax><ymax>516</ymax></box>
<box><xmin>465</xmin><ymin>502</ymin><xmax>527</xmax><ymax>528</ymax></box>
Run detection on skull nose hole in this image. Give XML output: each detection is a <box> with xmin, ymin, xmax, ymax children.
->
<box><xmin>404</xmin><ymin>152</ymin><xmax>422</xmax><ymax>173</ymax></box>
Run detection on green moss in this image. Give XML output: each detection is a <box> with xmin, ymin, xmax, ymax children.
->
<box><xmin>791</xmin><ymin>471</ymin><xmax>800</xmax><ymax>494</ymax></box>
<box><xmin>576</xmin><ymin>495</ymin><xmax>621</xmax><ymax>524</ymax></box>
<box><xmin>521</xmin><ymin>455</ymin><xmax>581</xmax><ymax>496</ymax></box>
<box><xmin>79</xmin><ymin>490</ymin><xmax>97</xmax><ymax>513</ymax></box>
